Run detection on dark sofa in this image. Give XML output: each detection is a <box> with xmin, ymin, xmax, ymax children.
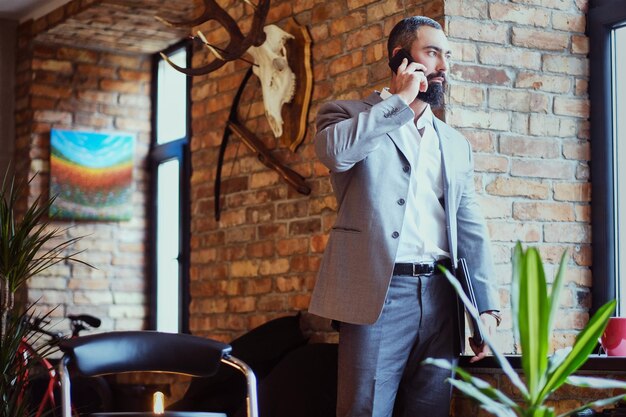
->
<box><xmin>168</xmin><ymin>313</ymin><xmax>338</xmax><ymax>417</ymax></box>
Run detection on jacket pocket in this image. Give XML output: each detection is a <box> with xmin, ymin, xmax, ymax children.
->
<box><xmin>331</xmin><ymin>226</ymin><xmax>362</xmax><ymax>234</ymax></box>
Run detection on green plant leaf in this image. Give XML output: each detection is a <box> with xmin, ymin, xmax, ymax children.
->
<box><xmin>448</xmin><ymin>379</ymin><xmax>519</xmax><ymax>417</ymax></box>
<box><xmin>546</xmin><ymin>347</ymin><xmax>571</xmax><ymax>375</ymax></box>
<box><xmin>0</xmin><ymin>171</ymin><xmax>94</xmax><ymax>295</ymax></box>
<box><xmin>566</xmin><ymin>375</ymin><xmax>626</xmax><ymax>389</ymax></box>
<box><xmin>435</xmin><ymin>243</ymin><xmax>623</xmax><ymax>417</ymax></box>
<box><xmin>511</xmin><ymin>243</ymin><xmax>523</xmax><ymax>342</ymax></box>
<box><xmin>423</xmin><ymin>357</ymin><xmax>454</xmax><ymax>370</ymax></box>
<box><xmin>547</xmin><ymin>250</ymin><xmax>567</xmax><ymax>340</ymax></box>
<box><xmin>539</xmin><ymin>299</ymin><xmax>616</xmax><ymax>399</ymax></box>
<box><xmin>518</xmin><ymin>247</ymin><xmax>550</xmax><ymax>402</ymax></box>
<box><xmin>440</xmin><ymin>266</ymin><xmax>530</xmax><ymax>399</ymax></box>
<box><xmin>556</xmin><ymin>394</ymin><xmax>626</xmax><ymax>417</ymax></box>
<box><xmin>425</xmin><ymin>358</ymin><xmax>520</xmax><ymax>409</ymax></box>
<box><xmin>527</xmin><ymin>407</ymin><xmax>555</xmax><ymax>417</ymax></box>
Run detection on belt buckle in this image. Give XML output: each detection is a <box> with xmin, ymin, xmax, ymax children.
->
<box><xmin>412</xmin><ymin>262</ymin><xmax>434</xmax><ymax>276</ymax></box>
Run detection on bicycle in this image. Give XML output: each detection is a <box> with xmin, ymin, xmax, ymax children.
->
<box><xmin>20</xmin><ymin>313</ymin><xmax>112</xmax><ymax>417</ymax></box>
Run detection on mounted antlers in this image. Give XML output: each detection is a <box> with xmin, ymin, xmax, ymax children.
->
<box><xmin>157</xmin><ymin>0</ymin><xmax>312</xmax><ymax>218</ymax></box>
<box><xmin>157</xmin><ymin>0</ymin><xmax>270</xmax><ymax>75</ymax></box>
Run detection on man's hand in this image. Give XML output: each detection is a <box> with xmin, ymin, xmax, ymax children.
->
<box><xmin>468</xmin><ymin>312</ymin><xmax>498</xmax><ymax>363</ymax></box>
<box><xmin>390</xmin><ymin>58</ymin><xmax>428</xmax><ymax>105</ymax></box>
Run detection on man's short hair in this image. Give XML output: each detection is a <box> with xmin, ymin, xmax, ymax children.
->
<box><xmin>387</xmin><ymin>16</ymin><xmax>442</xmax><ymax>58</ymax></box>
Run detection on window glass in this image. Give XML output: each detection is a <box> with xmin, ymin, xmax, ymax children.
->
<box><xmin>615</xmin><ymin>25</ymin><xmax>626</xmax><ymax>315</ymax></box>
<box><xmin>156</xmin><ymin>159</ymin><xmax>181</xmax><ymax>332</ymax></box>
<box><xmin>157</xmin><ymin>49</ymin><xmax>187</xmax><ymax>144</ymax></box>
<box><xmin>151</xmin><ymin>42</ymin><xmax>190</xmax><ymax>333</ymax></box>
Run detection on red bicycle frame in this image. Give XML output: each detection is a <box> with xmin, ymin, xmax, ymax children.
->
<box><xmin>18</xmin><ymin>339</ymin><xmax>58</xmax><ymax>417</ymax></box>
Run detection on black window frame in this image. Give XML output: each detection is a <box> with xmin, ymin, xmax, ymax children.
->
<box><xmin>149</xmin><ymin>39</ymin><xmax>192</xmax><ymax>333</ymax></box>
<box><xmin>589</xmin><ymin>0</ymin><xmax>626</xmax><ymax>316</ymax></box>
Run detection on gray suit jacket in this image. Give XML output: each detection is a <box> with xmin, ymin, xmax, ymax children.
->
<box><xmin>309</xmin><ymin>92</ymin><xmax>499</xmax><ymax>325</ymax></box>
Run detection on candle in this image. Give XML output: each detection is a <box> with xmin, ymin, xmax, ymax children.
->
<box><xmin>153</xmin><ymin>391</ymin><xmax>165</xmax><ymax>414</ymax></box>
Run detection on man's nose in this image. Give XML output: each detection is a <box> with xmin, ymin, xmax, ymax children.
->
<box><xmin>439</xmin><ymin>55</ymin><xmax>449</xmax><ymax>72</ymax></box>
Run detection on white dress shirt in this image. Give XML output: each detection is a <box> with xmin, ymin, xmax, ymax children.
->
<box><xmin>379</xmin><ymin>88</ymin><xmax>450</xmax><ymax>262</ymax></box>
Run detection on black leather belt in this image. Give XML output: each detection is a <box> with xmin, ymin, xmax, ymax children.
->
<box><xmin>393</xmin><ymin>258</ymin><xmax>453</xmax><ymax>276</ymax></box>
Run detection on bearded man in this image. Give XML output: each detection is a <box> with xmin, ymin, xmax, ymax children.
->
<box><xmin>309</xmin><ymin>16</ymin><xmax>501</xmax><ymax>417</ymax></box>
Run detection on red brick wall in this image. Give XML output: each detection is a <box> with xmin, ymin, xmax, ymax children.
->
<box><xmin>15</xmin><ymin>21</ymin><xmax>152</xmax><ymax>333</ymax></box>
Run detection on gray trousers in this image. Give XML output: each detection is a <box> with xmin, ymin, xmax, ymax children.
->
<box><xmin>336</xmin><ymin>273</ymin><xmax>458</xmax><ymax>417</ymax></box>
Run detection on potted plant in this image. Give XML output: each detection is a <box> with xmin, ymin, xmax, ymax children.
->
<box><xmin>426</xmin><ymin>243</ymin><xmax>626</xmax><ymax>417</ymax></box>
<box><xmin>0</xmin><ymin>168</ymin><xmax>89</xmax><ymax>416</ymax></box>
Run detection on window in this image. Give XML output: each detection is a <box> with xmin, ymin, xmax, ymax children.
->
<box><xmin>150</xmin><ymin>41</ymin><xmax>191</xmax><ymax>333</ymax></box>
<box><xmin>589</xmin><ymin>1</ymin><xmax>626</xmax><ymax>316</ymax></box>
<box><xmin>614</xmin><ymin>26</ymin><xmax>626</xmax><ymax>315</ymax></box>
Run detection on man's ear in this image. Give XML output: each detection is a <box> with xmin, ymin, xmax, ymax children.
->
<box><xmin>390</xmin><ymin>46</ymin><xmax>403</xmax><ymax>58</ymax></box>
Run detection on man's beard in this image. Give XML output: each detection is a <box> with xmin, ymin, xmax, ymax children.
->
<box><xmin>417</xmin><ymin>72</ymin><xmax>446</xmax><ymax>107</ymax></box>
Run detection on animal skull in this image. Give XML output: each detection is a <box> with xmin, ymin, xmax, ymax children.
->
<box><xmin>247</xmin><ymin>25</ymin><xmax>296</xmax><ymax>138</ymax></box>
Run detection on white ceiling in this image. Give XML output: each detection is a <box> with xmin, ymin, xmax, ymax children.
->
<box><xmin>0</xmin><ymin>0</ymin><xmax>71</xmax><ymax>22</ymax></box>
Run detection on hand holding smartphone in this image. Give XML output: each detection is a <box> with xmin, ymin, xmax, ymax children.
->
<box><xmin>388</xmin><ymin>48</ymin><xmax>428</xmax><ymax>103</ymax></box>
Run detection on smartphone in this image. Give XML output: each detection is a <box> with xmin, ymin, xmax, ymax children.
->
<box><xmin>388</xmin><ymin>49</ymin><xmax>415</xmax><ymax>73</ymax></box>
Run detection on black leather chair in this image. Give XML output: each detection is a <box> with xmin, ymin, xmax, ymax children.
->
<box><xmin>58</xmin><ymin>331</ymin><xmax>258</xmax><ymax>417</ymax></box>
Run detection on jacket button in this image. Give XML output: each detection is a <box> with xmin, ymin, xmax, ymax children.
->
<box><xmin>403</xmin><ymin>165</ymin><xmax>410</xmax><ymax>173</ymax></box>
<box><xmin>397</xmin><ymin>198</ymin><xmax>405</xmax><ymax>205</ymax></box>
<box><xmin>392</xmin><ymin>231</ymin><xmax>399</xmax><ymax>239</ymax></box>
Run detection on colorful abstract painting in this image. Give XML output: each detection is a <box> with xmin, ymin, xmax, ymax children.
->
<box><xmin>50</xmin><ymin>129</ymin><xmax>135</xmax><ymax>220</ymax></box>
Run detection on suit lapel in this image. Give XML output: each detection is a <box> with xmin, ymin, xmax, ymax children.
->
<box><xmin>433</xmin><ymin>118</ymin><xmax>453</xmax><ymax>192</ymax></box>
<box><xmin>434</xmin><ymin>118</ymin><xmax>458</xmax><ymax>264</ymax></box>
<box><xmin>387</xmin><ymin>127</ymin><xmax>411</xmax><ymax>161</ymax></box>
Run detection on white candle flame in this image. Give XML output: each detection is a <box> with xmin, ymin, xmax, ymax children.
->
<box><xmin>153</xmin><ymin>391</ymin><xmax>165</xmax><ymax>414</ymax></box>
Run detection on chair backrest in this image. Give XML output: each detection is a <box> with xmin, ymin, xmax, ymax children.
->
<box><xmin>59</xmin><ymin>331</ymin><xmax>231</xmax><ymax>377</ymax></box>
<box><xmin>58</xmin><ymin>331</ymin><xmax>258</xmax><ymax>417</ymax></box>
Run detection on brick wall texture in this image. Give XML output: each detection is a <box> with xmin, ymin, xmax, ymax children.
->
<box><xmin>15</xmin><ymin>18</ymin><xmax>152</xmax><ymax>334</ymax></box>
<box><xmin>14</xmin><ymin>0</ymin><xmax>596</xmax><ymax>406</ymax></box>
<box><xmin>445</xmin><ymin>0</ymin><xmax>591</xmax><ymax>353</ymax></box>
